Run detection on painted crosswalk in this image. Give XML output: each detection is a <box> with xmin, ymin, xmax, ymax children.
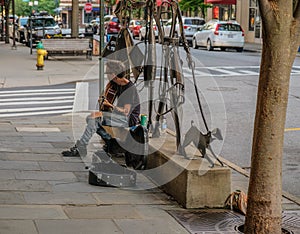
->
<box><xmin>182</xmin><ymin>65</ymin><xmax>300</xmax><ymax>77</ymax></box>
<box><xmin>137</xmin><ymin>65</ymin><xmax>300</xmax><ymax>80</ymax></box>
<box><xmin>0</xmin><ymin>84</ymin><xmax>76</xmax><ymax>118</ymax></box>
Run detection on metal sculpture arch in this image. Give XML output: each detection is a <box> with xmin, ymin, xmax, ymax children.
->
<box><xmin>104</xmin><ymin>0</ymin><xmax>224</xmax><ymax>167</ymax></box>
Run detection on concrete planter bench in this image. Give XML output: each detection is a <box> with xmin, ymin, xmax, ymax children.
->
<box><xmin>147</xmin><ymin>133</ymin><xmax>231</xmax><ymax>209</ymax></box>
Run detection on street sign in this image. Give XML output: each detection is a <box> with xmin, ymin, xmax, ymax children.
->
<box><xmin>84</xmin><ymin>2</ymin><xmax>93</xmax><ymax>13</ymax></box>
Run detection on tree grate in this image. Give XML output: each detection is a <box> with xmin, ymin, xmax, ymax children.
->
<box><xmin>167</xmin><ymin>209</ymin><xmax>300</xmax><ymax>234</ymax></box>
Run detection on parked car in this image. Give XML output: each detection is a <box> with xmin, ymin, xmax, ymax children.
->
<box><xmin>85</xmin><ymin>18</ymin><xmax>99</xmax><ymax>34</ymax></box>
<box><xmin>138</xmin><ymin>19</ymin><xmax>169</xmax><ymax>42</ymax></box>
<box><xmin>24</xmin><ymin>13</ymin><xmax>62</xmax><ymax>47</ymax></box>
<box><xmin>129</xmin><ymin>19</ymin><xmax>145</xmax><ymax>39</ymax></box>
<box><xmin>163</xmin><ymin>17</ymin><xmax>205</xmax><ymax>44</ymax></box>
<box><xmin>138</xmin><ymin>20</ymin><xmax>158</xmax><ymax>41</ymax></box>
<box><xmin>192</xmin><ymin>20</ymin><xmax>244</xmax><ymax>52</ymax></box>
<box><xmin>104</xmin><ymin>15</ymin><xmax>121</xmax><ymax>34</ymax></box>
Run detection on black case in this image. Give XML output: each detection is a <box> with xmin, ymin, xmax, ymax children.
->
<box><xmin>88</xmin><ymin>161</ymin><xmax>136</xmax><ymax>187</ymax></box>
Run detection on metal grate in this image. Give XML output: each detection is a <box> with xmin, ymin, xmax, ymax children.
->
<box><xmin>167</xmin><ymin>209</ymin><xmax>300</xmax><ymax>234</ymax></box>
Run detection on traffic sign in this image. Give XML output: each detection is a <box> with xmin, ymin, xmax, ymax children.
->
<box><xmin>84</xmin><ymin>2</ymin><xmax>93</xmax><ymax>13</ymax></box>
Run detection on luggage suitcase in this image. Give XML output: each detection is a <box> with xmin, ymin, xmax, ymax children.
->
<box><xmin>88</xmin><ymin>161</ymin><xmax>136</xmax><ymax>187</ymax></box>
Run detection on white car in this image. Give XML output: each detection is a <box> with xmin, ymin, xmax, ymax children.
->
<box><xmin>192</xmin><ymin>20</ymin><xmax>245</xmax><ymax>52</ymax></box>
<box><xmin>138</xmin><ymin>21</ymin><xmax>158</xmax><ymax>41</ymax></box>
<box><xmin>163</xmin><ymin>17</ymin><xmax>205</xmax><ymax>44</ymax></box>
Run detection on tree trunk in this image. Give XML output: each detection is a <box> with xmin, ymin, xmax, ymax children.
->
<box><xmin>4</xmin><ymin>0</ymin><xmax>10</xmax><ymax>44</ymax></box>
<box><xmin>71</xmin><ymin>0</ymin><xmax>79</xmax><ymax>38</ymax></box>
<box><xmin>244</xmin><ymin>0</ymin><xmax>300</xmax><ymax>233</ymax></box>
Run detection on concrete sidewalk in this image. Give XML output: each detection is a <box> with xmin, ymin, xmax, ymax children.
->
<box><xmin>0</xmin><ymin>41</ymin><xmax>299</xmax><ymax>234</ymax></box>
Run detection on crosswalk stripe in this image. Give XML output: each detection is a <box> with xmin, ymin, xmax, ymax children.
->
<box><xmin>0</xmin><ymin>99</ymin><xmax>74</xmax><ymax>106</ymax></box>
<box><xmin>206</xmin><ymin>67</ymin><xmax>242</xmax><ymax>76</ymax></box>
<box><xmin>0</xmin><ymin>109</ymin><xmax>72</xmax><ymax>118</ymax></box>
<box><xmin>0</xmin><ymin>105</ymin><xmax>74</xmax><ymax>113</ymax></box>
<box><xmin>0</xmin><ymin>96</ymin><xmax>74</xmax><ymax>102</ymax></box>
<box><xmin>0</xmin><ymin>91</ymin><xmax>75</xmax><ymax>98</ymax></box>
<box><xmin>237</xmin><ymin>70</ymin><xmax>259</xmax><ymax>75</ymax></box>
<box><xmin>0</xmin><ymin>85</ymin><xmax>76</xmax><ymax>118</ymax></box>
<box><xmin>0</xmin><ymin>88</ymin><xmax>75</xmax><ymax>94</ymax></box>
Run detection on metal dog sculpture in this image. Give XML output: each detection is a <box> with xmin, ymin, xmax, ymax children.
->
<box><xmin>180</xmin><ymin>121</ymin><xmax>224</xmax><ymax>167</ymax></box>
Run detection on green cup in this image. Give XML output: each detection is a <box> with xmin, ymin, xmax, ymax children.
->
<box><xmin>140</xmin><ymin>114</ymin><xmax>147</xmax><ymax>127</ymax></box>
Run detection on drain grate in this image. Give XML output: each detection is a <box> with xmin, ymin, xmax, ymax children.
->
<box><xmin>167</xmin><ymin>209</ymin><xmax>300</xmax><ymax>234</ymax></box>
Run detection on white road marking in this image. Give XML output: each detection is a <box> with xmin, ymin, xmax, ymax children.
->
<box><xmin>0</xmin><ymin>109</ymin><xmax>72</xmax><ymax>118</ymax></box>
<box><xmin>0</xmin><ymin>105</ymin><xmax>74</xmax><ymax>113</ymax></box>
<box><xmin>0</xmin><ymin>96</ymin><xmax>74</xmax><ymax>102</ymax></box>
<box><xmin>0</xmin><ymin>88</ymin><xmax>75</xmax><ymax>94</ymax></box>
<box><xmin>0</xmin><ymin>99</ymin><xmax>74</xmax><ymax>106</ymax></box>
<box><xmin>0</xmin><ymin>86</ymin><xmax>76</xmax><ymax>118</ymax></box>
<box><xmin>0</xmin><ymin>91</ymin><xmax>75</xmax><ymax>98</ymax></box>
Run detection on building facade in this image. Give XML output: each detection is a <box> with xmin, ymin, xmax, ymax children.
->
<box><xmin>59</xmin><ymin>0</ymin><xmax>101</xmax><ymax>28</ymax></box>
<box><xmin>60</xmin><ymin>0</ymin><xmax>262</xmax><ymax>43</ymax></box>
<box><xmin>205</xmin><ymin>0</ymin><xmax>262</xmax><ymax>43</ymax></box>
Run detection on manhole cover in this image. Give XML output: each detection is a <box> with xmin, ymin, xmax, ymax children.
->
<box><xmin>167</xmin><ymin>209</ymin><xmax>300</xmax><ymax>234</ymax></box>
<box><xmin>207</xmin><ymin>87</ymin><xmax>237</xmax><ymax>92</ymax></box>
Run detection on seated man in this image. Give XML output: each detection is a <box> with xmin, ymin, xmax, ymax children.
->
<box><xmin>62</xmin><ymin>60</ymin><xmax>140</xmax><ymax>157</ymax></box>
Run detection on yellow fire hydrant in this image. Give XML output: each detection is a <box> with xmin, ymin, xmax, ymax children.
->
<box><xmin>36</xmin><ymin>42</ymin><xmax>48</xmax><ymax>70</ymax></box>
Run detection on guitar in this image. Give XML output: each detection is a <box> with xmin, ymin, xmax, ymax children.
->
<box><xmin>99</xmin><ymin>81</ymin><xmax>118</xmax><ymax>111</ymax></box>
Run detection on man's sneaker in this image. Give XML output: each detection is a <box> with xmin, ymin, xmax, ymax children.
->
<box><xmin>62</xmin><ymin>145</ymin><xmax>79</xmax><ymax>157</ymax></box>
<box><xmin>62</xmin><ymin>141</ymin><xmax>87</xmax><ymax>157</ymax></box>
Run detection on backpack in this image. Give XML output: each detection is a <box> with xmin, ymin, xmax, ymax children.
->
<box><xmin>224</xmin><ymin>190</ymin><xmax>248</xmax><ymax>215</ymax></box>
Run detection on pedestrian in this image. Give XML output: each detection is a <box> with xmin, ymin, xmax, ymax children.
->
<box><xmin>62</xmin><ymin>60</ymin><xmax>140</xmax><ymax>157</ymax></box>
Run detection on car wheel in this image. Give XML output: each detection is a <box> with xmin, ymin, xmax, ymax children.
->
<box><xmin>192</xmin><ymin>38</ymin><xmax>198</xmax><ymax>49</ymax></box>
<box><xmin>207</xmin><ymin>39</ymin><xmax>213</xmax><ymax>51</ymax></box>
<box><xmin>236</xmin><ymin>47</ymin><xmax>243</xmax><ymax>52</ymax></box>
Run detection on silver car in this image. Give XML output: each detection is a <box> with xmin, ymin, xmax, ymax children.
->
<box><xmin>163</xmin><ymin>17</ymin><xmax>205</xmax><ymax>44</ymax></box>
<box><xmin>192</xmin><ymin>20</ymin><xmax>244</xmax><ymax>52</ymax></box>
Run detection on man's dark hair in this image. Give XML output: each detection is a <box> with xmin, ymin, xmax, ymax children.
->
<box><xmin>106</xmin><ymin>60</ymin><xmax>126</xmax><ymax>78</ymax></box>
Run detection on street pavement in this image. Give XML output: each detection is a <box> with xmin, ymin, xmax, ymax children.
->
<box><xmin>0</xmin><ymin>41</ymin><xmax>299</xmax><ymax>234</ymax></box>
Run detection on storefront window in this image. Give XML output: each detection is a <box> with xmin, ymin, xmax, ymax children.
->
<box><xmin>249</xmin><ymin>0</ymin><xmax>258</xmax><ymax>32</ymax></box>
<box><xmin>217</xmin><ymin>4</ymin><xmax>236</xmax><ymax>21</ymax></box>
<box><xmin>249</xmin><ymin>0</ymin><xmax>257</xmax><ymax>7</ymax></box>
<box><xmin>249</xmin><ymin>8</ymin><xmax>255</xmax><ymax>31</ymax></box>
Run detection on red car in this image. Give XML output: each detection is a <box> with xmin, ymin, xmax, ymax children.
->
<box><xmin>105</xmin><ymin>16</ymin><xmax>121</xmax><ymax>34</ymax></box>
<box><xmin>129</xmin><ymin>19</ymin><xmax>145</xmax><ymax>39</ymax></box>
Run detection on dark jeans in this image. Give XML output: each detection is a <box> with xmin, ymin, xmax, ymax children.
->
<box><xmin>79</xmin><ymin>112</ymin><xmax>128</xmax><ymax>145</ymax></box>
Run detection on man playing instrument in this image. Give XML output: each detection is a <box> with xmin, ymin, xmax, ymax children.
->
<box><xmin>62</xmin><ymin>60</ymin><xmax>140</xmax><ymax>157</ymax></box>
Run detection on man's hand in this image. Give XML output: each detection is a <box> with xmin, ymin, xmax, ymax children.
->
<box><xmin>90</xmin><ymin>111</ymin><xmax>102</xmax><ymax>118</ymax></box>
<box><xmin>103</xmin><ymin>99</ymin><xmax>113</xmax><ymax>108</ymax></box>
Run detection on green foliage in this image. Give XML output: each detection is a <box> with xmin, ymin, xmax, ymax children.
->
<box><xmin>179</xmin><ymin>0</ymin><xmax>211</xmax><ymax>17</ymax></box>
<box><xmin>15</xmin><ymin>0</ymin><xmax>59</xmax><ymax>17</ymax></box>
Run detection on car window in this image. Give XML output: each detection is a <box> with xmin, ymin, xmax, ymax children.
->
<box><xmin>203</xmin><ymin>23</ymin><xmax>213</xmax><ymax>30</ymax></box>
<box><xmin>135</xmin><ymin>20</ymin><xmax>144</xmax><ymax>26</ymax></box>
<box><xmin>111</xmin><ymin>17</ymin><xmax>119</xmax><ymax>23</ymax></box>
<box><xmin>31</xmin><ymin>18</ymin><xmax>56</xmax><ymax>27</ymax></box>
<box><xmin>228</xmin><ymin>24</ymin><xmax>242</xmax><ymax>31</ymax></box>
<box><xmin>20</xmin><ymin>18</ymin><xmax>28</xmax><ymax>26</ymax></box>
<box><xmin>184</xmin><ymin>19</ymin><xmax>203</xmax><ymax>25</ymax></box>
<box><xmin>218</xmin><ymin>23</ymin><xmax>242</xmax><ymax>31</ymax></box>
<box><xmin>104</xmin><ymin>17</ymin><xmax>111</xmax><ymax>22</ymax></box>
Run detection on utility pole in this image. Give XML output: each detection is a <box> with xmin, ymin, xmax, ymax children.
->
<box><xmin>71</xmin><ymin>0</ymin><xmax>79</xmax><ymax>38</ymax></box>
<box><xmin>99</xmin><ymin>0</ymin><xmax>104</xmax><ymax>95</ymax></box>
